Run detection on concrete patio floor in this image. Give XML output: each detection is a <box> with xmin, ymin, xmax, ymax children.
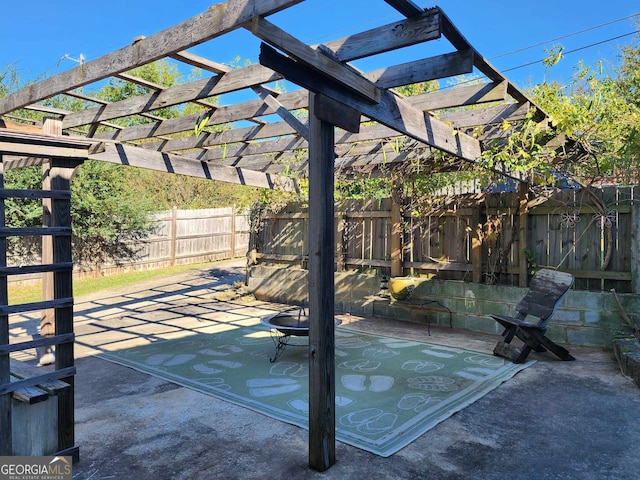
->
<box><xmin>10</xmin><ymin>259</ymin><xmax>640</xmax><ymax>479</ymax></box>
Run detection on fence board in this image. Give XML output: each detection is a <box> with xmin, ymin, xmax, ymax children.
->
<box><xmin>8</xmin><ymin>208</ymin><xmax>249</xmax><ymax>284</ymax></box>
<box><xmin>253</xmin><ymin>187</ymin><xmax>636</xmax><ymax>291</ymax></box>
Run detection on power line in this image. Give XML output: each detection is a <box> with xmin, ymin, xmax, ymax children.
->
<box><xmin>490</xmin><ymin>13</ymin><xmax>640</xmax><ymax>60</ymax></box>
<box><xmin>501</xmin><ymin>31</ymin><xmax>637</xmax><ymax>73</ymax></box>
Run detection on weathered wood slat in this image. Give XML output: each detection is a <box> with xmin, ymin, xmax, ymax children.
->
<box><xmin>0</xmin><ymin>0</ymin><xmax>303</xmax><ymax>115</ymax></box>
<box><xmin>63</xmin><ymin>64</ymin><xmax>283</xmax><ymax>129</ymax></box>
<box><xmin>0</xmin><ymin>262</ymin><xmax>74</xmax><ymax>276</ymax></box>
<box><xmin>252</xmin><ymin>86</ymin><xmax>310</xmax><ymax>139</ymax></box>
<box><xmin>0</xmin><ymin>333</ymin><xmax>75</xmax><ymax>355</ymax></box>
<box><xmin>185</xmin><ymin>136</ymin><xmax>307</xmax><ymax>161</ymax></box>
<box><xmin>89</xmin><ymin>143</ymin><xmax>296</xmax><ymax>191</ymax></box>
<box><xmin>0</xmin><ymin>120</ymin><xmax>42</xmax><ymax>133</ymax></box>
<box><xmin>0</xmin><ymin>298</ymin><xmax>73</xmax><ymax>315</ymax></box>
<box><xmin>0</xmin><ymin>141</ymin><xmax>90</xmax><ymax>159</ymax></box>
<box><xmin>10</xmin><ymin>361</ymin><xmax>71</xmax><ymax>396</ymax></box>
<box><xmin>0</xmin><ymin>189</ymin><xmax>71</xmax><ymax>200</ymax></box>
<box><xmin>170</xmin><ymin>51</ymin><xmax>230</xmax><ymax>75</ymax></box>
<box><xmin>251</xmin><ymin>17</ymin><xmax>381</xmax><ymax>103</ymax></box>
<box><xmin>324</xmin><ymin>8</ymin><xmax>439</xmax><ymax>61</ymax></box>
<box><xmin>0</xmin><ymin>366</ymin><xmax>75</xmax><ymax>396</ymax></box>
<box><xmin>260</xmin><ymin>43</ymin><xmax>482</xmax><ymax>162</ymax></box>
<box><xmin>367</xmin><ymin>50</ymin><xmax>473</xmax><ymax>88</ymax></box>
<box><xmin>256</xmin><ymin>253</ymin><xmax>307</xmax><ymax>262</ymax></box>
<box><xmin>445</xmin><ymin>103</ymin><xmax>530</xmax><ymax>129</ymax></box>
<box><xmin>408</xmin><ymin>81</ymin><xmax>508</xmax><ymax>111</ymax></box>
<box><xmin>0</xmin><ymin>227</ymin><xmax>71</xmax><ymax>237</ymax></box>
<box><xmin>2</xmin><ymin>156</ymin><xmax>49</xmax><ymax>170</ymax></box>
<box><xmin>11</xmin><ymin>375</ymin><xmax>49</xmax><ymax>404</ymax></box>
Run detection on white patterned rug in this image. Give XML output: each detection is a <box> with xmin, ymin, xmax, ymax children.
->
<box><xmin>98</xmin><ymin>322</ymin><xmax>533</xmax><ymax>457</ymax></box>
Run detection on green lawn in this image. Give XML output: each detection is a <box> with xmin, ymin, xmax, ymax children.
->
<box><xmin>8</xmin><ymin>261</ymin><xmax>224</xmax><ymax>305</ymax></box>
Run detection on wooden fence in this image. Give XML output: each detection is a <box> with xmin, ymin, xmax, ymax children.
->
<box><xmin>9</xmin><ymin>207</ymin><xmax>250</xmax><ymax>284</ymax></box>
<box><xmin>253</xmin><ymin>186</ymin><xmax>639</xmax><ymax>292</ymax></box>
<box><xmin>132</xmin><ymin>206</ymin><xmax>250</xmax><ymax>270</ymax></box>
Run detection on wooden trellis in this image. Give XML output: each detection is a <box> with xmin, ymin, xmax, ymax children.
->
<box><xmin>0</xmin><ymin>130</ymin><xmax>98</xmax><ymax>459</ymax></box>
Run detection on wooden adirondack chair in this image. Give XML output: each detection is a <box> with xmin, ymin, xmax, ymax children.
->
<box><xmin>490</xmin><ymin>269</ymin><xmax>576</xmax><ymax>364</ymax></box>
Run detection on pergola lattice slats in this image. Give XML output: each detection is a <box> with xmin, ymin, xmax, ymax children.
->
<box><xmin>0</xmin><ymin>2</ymin><xmax>552</xmax><ymax>188</ymax></box>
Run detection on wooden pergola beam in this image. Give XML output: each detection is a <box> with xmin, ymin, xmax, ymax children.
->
<box><xmin>444</xmin><ymin>102</ymin><xmax>530</xmax><ymax>129</ymax></box>
<box><xmin>62</xmin><ymin>64</ymin><xmax>283</xmax><ymax>129</ymax></box>
<box><xmin>322</xmin><ymin>8</ymin><xmax>440</xmax><ymax>61</ymax></box>
<box><xmin>251</xmin><ymin>86</ymin><xmax>309</xmax><ymax>139</ymax></box>
<box><xmin>251</xmin><ymin>17</ymin><xmax>381</xmax><ymax>103</ymax></box>
<box><xmin>366</xmin><ymin>50</ymin><xmax>474</xmax><ymax>88</ymax></box>
<box><xmin>0</xmin><ymin>130</ymin><xmax>101</xmax><ymax>158</ymax></box>
<box><xmin>408</xmin><ymin>81</ymin><xmax>508</xmax><ymax>111</ymax></box>
<box><xmin>0</xmin><ymin>0</ymin><xmax>303</xmax><ymax>115</ymax></box>
<box><xmin>88</xmin><ymin>142</ymin><xmax>296</xmax><ymax>191</ymax></box>
<box><xmin>383</xmin><ymin>0</ymin><xmax>423</xmax><ymax>17</ymax></box>
<box><xmin>90</xmin><ymin>47</ymin><xmax>477</xmax><ymax>147</ymax></box>
<box><xmin>260</xmin><ymin>43</ymin><xmax>482</xmax><ymax>161</ymax></box>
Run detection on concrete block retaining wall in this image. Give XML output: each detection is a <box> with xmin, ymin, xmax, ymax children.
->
<box><xmin>249</xmin><ymin>265</ymin><xmax>638</xmax><ymax>348</ymax></box>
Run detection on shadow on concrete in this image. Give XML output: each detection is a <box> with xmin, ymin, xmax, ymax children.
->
<box><xmin>11</xmin><ymin>259</ymin><xmax>640</xmax><ymax>479</ymax></box>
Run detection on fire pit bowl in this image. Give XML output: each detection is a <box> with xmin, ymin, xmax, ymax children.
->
<box><xmin>260</xmin><ymin>311</ymin><xmax>341</xmax><ymax>362</ymax></box>
<box><xmin>261</xmin><ymin>312</ymin><xmax>310</xmax><ymax>337</ymax></box>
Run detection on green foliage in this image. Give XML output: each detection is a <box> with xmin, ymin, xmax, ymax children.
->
<box><xmin>0</xmin><ymin>64</ymin><xmax>20</xmax><ymax>98</ymax></box>
<box><xmin>3</xmin><ymin>167</ymin><xmax>44</xmax><ymax>262</ymax></box>
<box><xmin>478</xmin><ymin>109</ymin><xmax>552</xmax><ymax>181</ymax></box>
<box><xmin>2</xmin><ymin>161</ymin><xmax>155</xmax><ymax>268</ymax></box>
<box><xmin>123</xmin><ymin>168</ymin><xmax>279</xmax><ymax>210</ymax></box>
<box><xmin>521</xmin><ymin>248</ymin><xmax>540</xmax><ymax>275</ymax></box>
<box><xmin>477</xmin><ymin>33</ymin><xmax>640</xmax><ymax>187</ymax></box>
<box><xmin>530</xmin><ymin>57</ymin><xmax>640</xmax><ymax>183</ymax></box>
<box><xmin>542</xmin><ymin>45</ymin><xmax>565</xmax><ymax>69</ymax></box>
<box><xmin>71</xmin><ymin>161</ymin><xmax>154</xmax><ymax>267</ymax></box>
<box><xmin>336</xmin><ymin>176</ymin><xmax>391</xmax><ymax>200</ymax></box>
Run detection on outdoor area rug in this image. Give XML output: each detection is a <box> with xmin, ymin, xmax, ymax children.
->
<box><xmin>98</xmin><ymin>322</ymin><xmax>533</xmax><ymax>457</ymax></box>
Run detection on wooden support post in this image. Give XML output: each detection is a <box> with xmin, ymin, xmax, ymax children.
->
<box><xmin>0</xmin><ymin>157</ymin><xmax>11</xmax><ymax>455</ymax></box>
<box><xmin>50</xmin><ymin>157</ymin><xmax>83</xmax><ymax>460</ymax></box>
<box><xmin>517</xmin><ymin>182</ymin><xmax>529</xmax><ymax>287</ymax></box>
<box><xmin>230</xmin><ymin>207</ymin><xmax>237</xmax><ymax>260</ymax></box>
<box><xmin>336</xmin><ymin>213</ymin><xmax>346</xmax><ymax>272</ymax></box>
<box><xmin>632</xmin><ymin>202</ymin><xmax>640</xmax><ymax>294</ymax></box>
<box><xmin>170</xmin><ymin>206</ymin><xmax>178</xmax><ymax>266</ymax></box>
<box><xmin>471</xmin><ymin>205</ymin><xmax>482</xmax><ymax>284</ymax></box>
<box><xmin>307</xmin><ymin>93</ymin><xmax>336</xmax><ymax>471</ymax></box>
<box><xmin>39</xmin><ymin>119</ymin><xmax>61</xmax><ymax>358</ymax></box>
<box><xmin>390</xmin><ymin>181</ymin><xmax>403</xmax><ymax>277</ymax></box>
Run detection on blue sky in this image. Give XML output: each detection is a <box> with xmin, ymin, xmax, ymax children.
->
<box><xmin>1</xmin><ymin>0</ymin><xmax>638</xmax><ymax>94</ymax></box>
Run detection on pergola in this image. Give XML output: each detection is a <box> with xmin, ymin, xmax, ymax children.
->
<box><xmin>0</xmin><ymin>0</ymin><xmax>561</xmax><ymax>471</ymax></box>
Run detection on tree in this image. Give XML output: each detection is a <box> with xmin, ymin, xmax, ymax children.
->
<box><xmin>529</xmin><ymin>59</ymin><xmax>639</xmax><ymax>184</ymax></box>
<box><xmin>70</xmin><ymin>161</ymin><xmax>154</xmax><ymax>268</ymax></box>
<box><xmin>1</xmin><ymin>64</ymin><xmax>156</xmax><ymax>267</ymax></box>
